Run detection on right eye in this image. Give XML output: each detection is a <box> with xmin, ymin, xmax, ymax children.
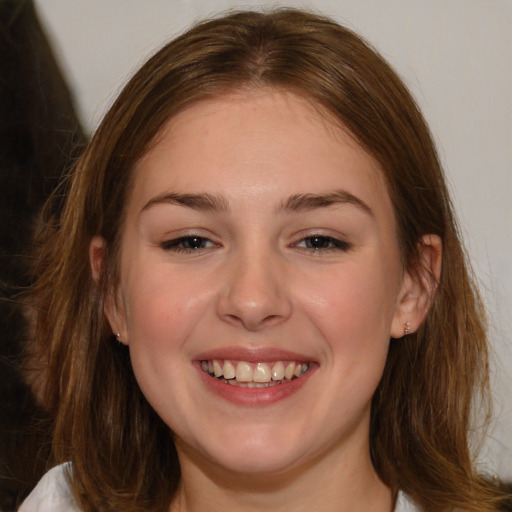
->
<box><xmin>160</xmin><ymin>236</ymin><xmax>217</xmax><ymax>253</ymax></box>
<box><xmin>293</xmin><ymin>234</ymin><xmax>351</xmax><ymax>253</ymax></box>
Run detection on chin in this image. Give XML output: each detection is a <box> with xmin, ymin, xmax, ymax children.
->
<box><xmin>208</xmin><ymin>448</ymin><xmax>303</xmax><ymax>478</ymax></box>
<box><xmin>177</xmin><ymin>425</ymin><xmax>308</xmax><ymax>477</ymax></box>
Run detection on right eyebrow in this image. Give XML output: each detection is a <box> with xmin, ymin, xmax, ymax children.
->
<box><xmin>277</xmin><ymin>190</ymin><xmax>374</xmax><ymax>217</ymax></box>
<box><xmin>141</xmin><ymin>192</ymin><xmax>230</xmax><ymax>214</ymax></box>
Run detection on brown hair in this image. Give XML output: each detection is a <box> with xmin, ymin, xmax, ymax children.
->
<box><xmin>32</xmin><ymin>8</ymin><xmax>509</xmax><ymax>511</ymax></box>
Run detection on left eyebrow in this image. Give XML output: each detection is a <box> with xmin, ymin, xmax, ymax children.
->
<box><xmin>141</xmin><ymin>192</ymin><xmax>229</xmax><ymax>213</ymax></box>
<box><xmin>277</xmin><ymin>190</ymin><xmax>374</xmax><ymax>216</ymax></box>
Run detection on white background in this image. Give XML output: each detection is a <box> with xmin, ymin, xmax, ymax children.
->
<box><xmin>33</xmin><ymin>0</ymin><xmax>512</xmax><ymax>479</ymax></box>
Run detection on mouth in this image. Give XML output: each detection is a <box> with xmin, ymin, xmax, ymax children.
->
<box><xmin>200</xmin><ymin>359</ymin><xmax>311</xmax><ymax>388</ymax></box>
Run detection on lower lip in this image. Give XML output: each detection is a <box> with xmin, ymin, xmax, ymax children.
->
<box><xmin>194</xmin><ymin>363</ymin><xmax>316</xmax><ymax>406</ymax></box>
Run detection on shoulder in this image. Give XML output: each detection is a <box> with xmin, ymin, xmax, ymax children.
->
<box><xmin>18</xmin><ymin>463</ymin><xmax>81</xmax><ymax>512</ymax></box>
<box><xmin>395</xmin><ymin>491</ymin><xmax>421</xmax><ymax>512</ymax></box>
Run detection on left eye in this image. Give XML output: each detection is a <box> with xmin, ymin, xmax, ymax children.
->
<box><xmin>296</xmin><ymin>235</ymin><xmax>350</xmax><ymax>251</ymax></box>
<box><xmin>161</xmin><ymin>236</ymin><xmax>216</xmax><ymax>252</ymax></box>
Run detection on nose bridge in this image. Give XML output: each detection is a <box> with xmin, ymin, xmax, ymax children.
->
<box><xmin>218</xmin><ymin>239</ymin><xmax>291</xmax><ymax>331</ymax></box>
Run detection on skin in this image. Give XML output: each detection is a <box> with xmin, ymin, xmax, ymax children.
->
<box><xmin>91</xmin><ymin>89</ymin><xmax>441</xmax><ymax>512</ymax></box>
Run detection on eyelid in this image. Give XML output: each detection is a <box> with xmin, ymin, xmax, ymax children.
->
<box><xmin>156</xmin><ymin>229</ymin><xmax>351</xmax><ymax>254</ymax></box>
<box><xmin>159</xmin><ymin>233</ymin><xmax>220</xmax><ymax>253</ymax></box>
<box><xmin>290</xmin><ymin>232</ymin><xmax>352</xmax><ymax>252</ymax></box>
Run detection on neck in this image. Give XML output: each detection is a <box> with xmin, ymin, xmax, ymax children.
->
<box><xmin>170</xmin><ymin>438</ymin><xmax>394</xmax><ymax>512</ymax></box>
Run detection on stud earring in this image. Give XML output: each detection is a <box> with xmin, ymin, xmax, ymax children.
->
<box><xmin>403</xmin><ymin>322</ymin><xmax>411</xmax><ymax>336</ymax></box>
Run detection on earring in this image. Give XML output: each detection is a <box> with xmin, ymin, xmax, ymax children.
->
<box><xmin>403</xmin><ymin>322</ymin><xmax>411</xmax><ymax>336</ymax></box>
<box><xmin>115</xmin><ymin>332</ymin><xmax>121</xmax><ymax>341</ymax></box>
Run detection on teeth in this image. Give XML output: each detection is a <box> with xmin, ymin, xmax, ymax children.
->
<box><xmin>223</xmin><ymin>361</ymin><xmax>236</xmax><ymax>380</ymax></box>
<box><xmin>253</xmin><ymin>363</ymin><xmax>271</xmax><ymax>383</ymax></box>
<box><xmin>235</xmin><ymin>362</ymin><xmax>252</xmax><ymax>382</ymax></box>
<box><xmin>285</xmin><ymin>362</ymin><xmax>295</xmax><ymax>380</ymax></box>
<box><xmin>201</xmin><ymin>359</ymin><xmax>310</xmax><ymax>385</ymax></box>
<box><xmin>271</xmin><ymin>361</ymin><xmax>285</xmax><ymax>381</ymax></box>
<box><xmin>213</xmin><ymin>360</ymin><xmax>223</xmax><ymax>377</ymax></box>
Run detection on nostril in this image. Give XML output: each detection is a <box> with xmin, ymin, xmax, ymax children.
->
<box><xmin>261</xmin><ymin>314</ymin><xmax>281</xmax><ymax>325</ymax></box>
<box><xmin>216</xmin><ymin>262</ymin><xmax>292</xmax><ymax>330</ymax></box>
<box><xmin>223</xmin><ymin>312</ymin><xmax>286</xmax><ymax>332</ymax></box>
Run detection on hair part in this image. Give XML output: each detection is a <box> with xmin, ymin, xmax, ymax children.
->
<box><xmin>32</xmin><ymin>8</ymin><xmax>509</xmax><ymax>511</ymax></box>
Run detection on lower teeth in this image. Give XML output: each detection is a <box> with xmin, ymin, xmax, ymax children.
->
<box><xmin>225</xmin><ymin>379</ymin><xmax>290</xmax><ymax>388</ymax></box>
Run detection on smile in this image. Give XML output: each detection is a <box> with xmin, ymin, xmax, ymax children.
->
<box><xmin>200</xmin><ymin>360</ymin><xmax>310</xmax><ymax>387</ymax></box>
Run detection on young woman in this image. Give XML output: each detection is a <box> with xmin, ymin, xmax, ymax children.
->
<box><xmin>21</xmin><ymin>8</ymin><xmax>511</xmax><ymax>512</ymax></box>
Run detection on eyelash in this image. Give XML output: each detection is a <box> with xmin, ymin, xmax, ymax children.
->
<box><xmin>293</xmin><ymin>235</ymin><xmax>351</xmax><ymax>252</ymax></box>
<box><xmin>160</xmin><ymin>236</ymin><xmax>217</xmax><ymax>253</ymax></box>
<box><xmin>160</xmin><ymin>234</ymin><xmax>351</xmax><ymax>254</ymax></box>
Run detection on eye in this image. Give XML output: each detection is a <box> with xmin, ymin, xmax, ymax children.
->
<box><xmin>160</xmin><ymin>235</ymin><xmax>217</xmax><ymax>252</ymax></box>
<box><xmin>295</xmin><ymin>235</ymin><xmax>351</xmax><ymax>252</ymax></box>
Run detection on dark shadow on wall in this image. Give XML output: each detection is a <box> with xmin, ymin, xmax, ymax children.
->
<box><xmin>0</xmin><ymin>1</ymin><xmax>86</xmax><ymax>510</ymax></box>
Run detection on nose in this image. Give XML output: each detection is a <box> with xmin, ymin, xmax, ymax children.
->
<box><xmin>217</xmin><ymin>248</ymin><xmax>292</xmax><ymax>332</ymax></box>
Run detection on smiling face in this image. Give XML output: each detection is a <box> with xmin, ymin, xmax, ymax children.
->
<box><xmin>98</xmin><ymin>89</ymin><xmax>422</xmax><ymax>479</ymax></box>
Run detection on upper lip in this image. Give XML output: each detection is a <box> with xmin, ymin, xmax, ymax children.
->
<box><xmin>194</xmin><ymin>346</ymin><xmax>316</xmax><ymax>363</ymax></box>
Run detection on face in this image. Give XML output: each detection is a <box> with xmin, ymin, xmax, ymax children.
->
<box><xmin>101</xmin><ymin>89</ymin><xmax>419</xmax><ymax>478</ymax></box>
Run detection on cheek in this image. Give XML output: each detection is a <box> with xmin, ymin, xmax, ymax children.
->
<box><xmin>121</xmin><ymin>265</ymin><xmax>214</xmax><ymax>351</ymax></box>
<box><xmin>299</xmin><ymin>258</ymin><xmax>399</xmax><ymax>365</ymax></box>
<box><xmin>305</xmin><ymin>263</ymin><xmax>398</xmax><ymax>329</ymax></box>
<box><xmin>118</xmin><ymin>269</ymin><xmax>216</xmax><ymax>424</ymax></box>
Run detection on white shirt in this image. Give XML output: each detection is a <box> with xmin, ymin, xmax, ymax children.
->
<box><xmin>18</xmin><ymin>464</ymin><xmax>78</xmax><ymax>512</ymax></box>
<box><xmin>19</xmin><ymin>464</ymin><xmax>420</xmax><ymax>512</ymax></box>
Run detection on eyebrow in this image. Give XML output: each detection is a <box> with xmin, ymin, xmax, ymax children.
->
<box><xmin>141</xmin><ymin>192</ymin><xmax>229</xmax><ymax>213</ymax></box>
<box><xmin>277</xmin><ymin>190</ymin><xmax>374</xmax><ymax>216</ymax></box>
<box><xmin>141</xmin><ymin>189</ymin><xmax>373</xmax><ymax>216</ymax></box>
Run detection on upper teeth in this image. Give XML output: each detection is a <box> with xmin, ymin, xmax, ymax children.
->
<box><xmin>201</xmin><ymin>360</ymin><xmax>310</xmax><ymax>384</ymax></box>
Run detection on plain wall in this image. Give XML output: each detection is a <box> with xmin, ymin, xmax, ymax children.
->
<box><xmin>34</xmin><ymin>0</ymin><xmax>512</xmax><ymax>479</ymax></box>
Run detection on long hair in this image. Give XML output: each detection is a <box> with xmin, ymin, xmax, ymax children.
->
<box><xmin>32</xmin><ymin>8</ymin><xmax>509</xmax><ymax>511</ymax></box>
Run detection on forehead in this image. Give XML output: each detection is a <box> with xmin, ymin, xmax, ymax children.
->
<box><xmin>130</xmin><ymin>89</ymin><xmax>392</xmax><ymax>216</ymax></box>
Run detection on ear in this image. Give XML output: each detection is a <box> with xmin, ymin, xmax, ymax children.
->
<box><xmin>89</xmin><ymin>236</ymin><xmax>129</xmax><ymax>345</ymax></box>
<box><xmin>390</xmin><ymin>234</ymin><xmax>442</xmax><ymax>338</ymax></box>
